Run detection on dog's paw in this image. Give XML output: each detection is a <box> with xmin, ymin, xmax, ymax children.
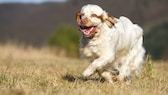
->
<box><xmin>82</xmin><ymin>67</ymin><xmax>96</xmax><ymax>77</ymax></box>
<box><xmin>82</xmin><ymin>69</ymin><xmax>93</xmax><ymax>77</ymax></box>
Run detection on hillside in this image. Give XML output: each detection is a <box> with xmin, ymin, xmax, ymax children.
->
<box><xmin>0</xmin><ymin>0</ymin><xmax>168</xmax><ymax>46</ymax></box>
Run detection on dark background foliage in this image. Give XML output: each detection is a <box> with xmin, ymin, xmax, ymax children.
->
<box><xmin>48</xmin><ymin>24</ymin><xmax>80</xmax><ymax>57</ymax></box>
<box><xmin>144</xmin><ymin>20</ymin><xmax>168</xmax><ymax>60</ymax></box>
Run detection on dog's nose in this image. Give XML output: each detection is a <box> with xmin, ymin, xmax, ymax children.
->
<box><xmin>81</xmin><ymin>18</ymin><xmax>88</xmax><ymax>25</ymax></box>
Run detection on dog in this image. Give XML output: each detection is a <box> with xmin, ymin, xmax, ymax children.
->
<box><xmin>76</xmin><ymin>4</ymin><xmax>145</xmax><ymax>83</ymax></box>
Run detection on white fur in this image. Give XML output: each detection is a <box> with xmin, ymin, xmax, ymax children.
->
<box><xmin>79</xmin><ymin>4</ymin><xmax>145</xmax><ymax>83</ymax></box>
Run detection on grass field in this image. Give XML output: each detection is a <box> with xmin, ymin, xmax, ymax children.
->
<box><xmin>0</xmin><ymin>43</ymin><xmax>168</xmax><ymax>95</ymax></box>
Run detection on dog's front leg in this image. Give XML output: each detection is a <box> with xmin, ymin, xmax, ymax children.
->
<box><xmin>83</xmin><ymin>53</ymin><xmax>114</xmax><ymax>77</ymax></box>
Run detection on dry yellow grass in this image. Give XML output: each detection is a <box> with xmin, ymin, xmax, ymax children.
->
<box><xmin>0</xmin><ymin>43</ymin><xmax>168</xmax><ymax>95</ymax></box>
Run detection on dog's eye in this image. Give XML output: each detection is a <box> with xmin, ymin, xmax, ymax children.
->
<box><xmin>80</xmin><ymin>15</ymin><xmax>82</xmax><ymax>19</ymax></box>
<box><xmin>91</xmin><ymin>14</ymin><xmax>97</xmax><ymax>17</ymax></box>
<box><xmin>80</xmin><ymin>14</ymin><xmax>84</xmax><ymax>19</ymax></box>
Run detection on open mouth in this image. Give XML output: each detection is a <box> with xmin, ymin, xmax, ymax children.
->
<box><xmin>78</xmin><ymin>25</ymin><xmax>97</xmax><ymax>37</ymax></box>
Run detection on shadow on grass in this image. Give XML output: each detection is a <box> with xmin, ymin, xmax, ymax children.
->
<box><xmin>62</xmin><ymin>74</ymin><xmax>105</xmax><ymax>83</ymax></box>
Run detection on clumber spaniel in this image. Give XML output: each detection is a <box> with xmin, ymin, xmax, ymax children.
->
<box><xmin>76</xmin><ymin>4</ymin><xmax>145</xmax><ymax>83</ymax></box>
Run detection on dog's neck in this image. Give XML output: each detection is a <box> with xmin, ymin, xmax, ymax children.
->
<box><xmin>82</xmin><ymin>34</ymin><xmax>94</xmax><ymax>40</ymax></box>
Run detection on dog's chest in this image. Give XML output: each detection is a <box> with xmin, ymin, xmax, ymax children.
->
<box><xmin>80</xmin><ymin>39</ymin><xmax>102</xmax><ymax>60</ymax></box>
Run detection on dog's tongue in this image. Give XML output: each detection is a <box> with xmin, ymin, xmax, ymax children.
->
<box><xmin>79</xmin><ymin>26</ymin><xmax>96</xmax><ymax>37</ymax></box>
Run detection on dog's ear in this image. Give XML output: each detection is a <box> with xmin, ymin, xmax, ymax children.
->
<box><xmin>105</xmin><ymin>14</ymin><xmax>116</xmax><ymax>28</ymax></box>
<box><xmin>76</xmin><ymin>11</ymin><xmax>81</xmax><ymax>24</ymax></box>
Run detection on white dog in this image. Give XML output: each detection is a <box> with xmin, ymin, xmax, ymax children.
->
<box><xmin>76</xmin><ymin>4</ymin><xmax>145</xmax><ymax>83</ymax></box>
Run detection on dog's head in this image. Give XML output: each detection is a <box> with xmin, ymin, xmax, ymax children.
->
<box><xmin>76</xmin><ymin>4</ymin><xmax>116</xmax><ymax>37</ymax></box>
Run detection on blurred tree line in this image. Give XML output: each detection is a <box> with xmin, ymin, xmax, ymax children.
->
<box><xmin>48</xmin><ymin>21</ymin><xmax>168</xmax><ymax>60</ymax></box>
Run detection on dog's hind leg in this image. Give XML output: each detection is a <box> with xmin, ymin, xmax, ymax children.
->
<box><xmin>117</xmin><ymin>41</ymin><xmax>145</xmax><ymax>84</ymax></box>
<box><xmin>98</xmin><ymin>69</ymin><xmax>119</xmax><ymax>83</ymax></box>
